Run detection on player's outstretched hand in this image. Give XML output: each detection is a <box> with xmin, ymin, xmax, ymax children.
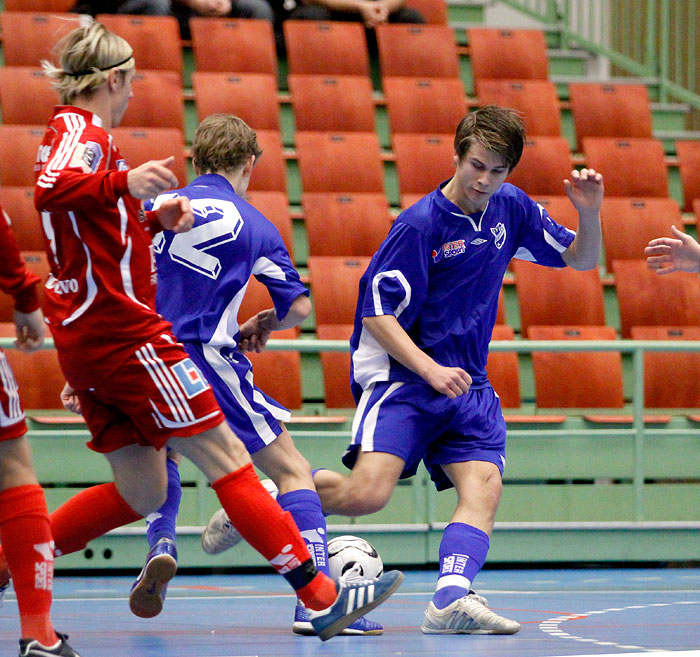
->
<box><xmin>156</xmin><ymin>196</ymin><xmax>194</xmax><ymax>233</ymax></box>
<box><xmin>127</xmin><ymin>157</ymin><xmax>179</xmax><ymax>200</ymax></box>
<box><xmin>60</xmin><ymin>381</ymin><xmax>82</xmax><ymax>415</ymax></box>
<box><xmin>238</xmin><ymin>309</ymin><xmax>276</xmax><ymax>353</ymax></box>
<box><xmin>13</xmin><ymin>308</ymin><xmax>45</xmax><ymax>353</ymax></box>
<box><xmin>645</xmin><ymin>225</ymin><xmax>700</xmax><ymax>275</ymax></box>
<box><xmin>423</xmin><ymin>363</ymin><xmax>472</xmax><ymax>399</ymax></box>
<box><xmin>563</xmin><ymin>168</ymin><xmax>604</xmax><ymax>213</ymax></box>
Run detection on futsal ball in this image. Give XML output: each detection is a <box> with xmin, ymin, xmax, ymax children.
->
<box><xmin>327</xmin><ymin>535</ymin><xmax>384</xmax><ymax>581</ymax></box>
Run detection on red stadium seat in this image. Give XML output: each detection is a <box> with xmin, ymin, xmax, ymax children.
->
<box><xmin>0</xmin><ymin>125</ymin><xmax>46</xmax><ymax>187</ymax></box>
<box><xmin>404</xmin><ymin>0</ymin><xmax>448</xmax><ymax>23</ymax></box>
<box><xmin>392</xmin><ymin>133</ymin><xmax>455</xmax><ymax>196</ymax></box>
<box><xmin>316</xmin><ymin>324</ymin><xmax>356</xmax><ymax>409</ymax></box>
<box><xmin>467</xmin><ymin>28</ymin><xmax>549</xmax><ymax>83</ymax></box>
<box><xmin>530</xmin><ymin>196</ymin><xmax>579</xmax><ymax>231</ymax></box>
<box><xmin>675</xmin><ymin>140</ymin><xmax>700</xmax><ymax>212</ymax></box>
<box><xmin>247</xmin><ymin>131</ymin><xmax>287</xmax><ymax>193</ymax></box>
<box><xmin>120</xmin><ymin>70</ymin><xmax>184</xmax><ymax>130</ymax></box>
<box><xmin>4</xmin><ymin>0</ymin><xmax>73</xmax><ymax>9</ymax></box>
<box><xmin>0</xmin><ymin>12</ymin><xmax>80</xmax><ymax>67</ymax></box>
<box><xmin>243</xmin><ymin>191</ymin><xmax>294</xmax><ymax>260</ymax></box>
<box><xmin>0</xmin><ymin>67</ymin><xmax>58</xmax><ymax>126</ymax></box>
<box><xmin>486</xmin><ymin>324</ymin><xmax>520</xmax><ymax>408</ymax></box>
<box><xmin>307</xmin><ymin>256</ymin><xmax>370</xmax><ymax>325</ymax></box>
<box><xmin>506</xmin><ymin>137</ymin><xmax>572</xmax><ymax>197</ymax></box>
<box><xmin>0</xmin><ymin>188</ymin><xmax>44</xmax><ymax>251</ymax></box>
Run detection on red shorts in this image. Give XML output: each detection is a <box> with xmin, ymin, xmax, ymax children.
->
<box><xmin>77</xmin><ymin>333</ymin><xmax>225</xmax><ymax>453</ymax></box>
<box><xmin>0</xmin><ymin>348</ymin><xmax>28</xmax><ymax>442</ymax></box>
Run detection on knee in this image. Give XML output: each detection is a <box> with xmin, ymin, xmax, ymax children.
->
<box><xmin>125</xmin><ymin>485</ymin><xmax>167</xmax><ymax>517</ymax></box>
<box><xmin>342</xmin><ymin>482</ymin><xmax>392</xmax><ymax>516</ymax></box>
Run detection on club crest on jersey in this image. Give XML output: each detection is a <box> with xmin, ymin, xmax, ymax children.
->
<box><xmin>433</xmin><ymin>239</ymin><xmax>466</xmax><ymax>262</ymax></box>
<box><xmin>491</xmin><ymin>222</ymin><xmax>506</xmax><ymax>249</ymax></box>
<box><xmin>171</xmin><ymin>359</ymin><xmax>210</xmax><ymax>398</ymax></box>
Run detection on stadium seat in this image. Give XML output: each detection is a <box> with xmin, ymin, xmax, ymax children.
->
<box><xmin>613</xmin><ymin>259</ymin><xmax>700</xmax><ymax>338</ymax></box>
<box><xmin>631</xmin><ymin>326</ymin><xmax>700</xmax><ymax>408</ymax></box>
<box><xmin>506</xmin><ymin>136</ymin><xmax>573</xmax><ymax>196</ymax></box>
<box><xmin>0</xmin><ymin>125</ymin><xmax>46</xmax><ymax>187</ymax></box>
<box><xmin>582</xmin><ymin>137</ymin><xmax>669</xmax><ymax>198</ymax></box>
<box><xmin>316</xmin><ymin>324</ymin><xmax>355</xmax><ymax>409</ymax></box>
<box><xmin>247</xmin><ymin>130</ymin><xmax>286</xmax><ymax>193</ymax></box>
<box><xmin>243</xmin><ymin>191</ymin><xmax>294</xmax><ymax>260</ymax></box>
<box><xmin>528</xmin><ymin>325</ymin><xmax>624</xmax><ymax>408</ymax></box>
<box><xmin>284</xmin><ymin>21</ymin><xmax>370</xmax><ymax>76</ymax></box>
<box><xmin>486</xmin><ymin>324</ymin><xmax>520</xmax><ymax>409</ymax></box>
<box><xmin>600</xmin><ymin>198</ymin><xmax>682</xmax><ymax>271</ymax></box>
<box><xmin>512</xmin><ymin>259</ymin><xmax>606</xmax><ymax>336</ymax></box>
<box><xmin>466</xmin><ymin>28</ymin><xmax>549</xmax><ymax>83</ymax></box>
<box><xmin>288</xmin><ymin>75</ymin><xmax>375</xmax><ymax>132</ymax></box>
<box><xmin>376</xmin><ymin>24</ymin><xmax>460</xmax><ymax>78</ymax></box>
<box><xmin>569</xmin><ymin>83</ymin><xmax>653</xmax><ymax>152</ymax></box>
<box><xmin>475</xmin><ymin>79</ymin><xmax>561</xmax><ymax>136</ymax></box>
<box><xmin>392</xmin><ymin>133</ymin><xmax>455</xmax><ymax>196</ymax></box>
<box><xmin>238</xmin><ymin>275</ymin><xmax>274</xmax><ymax>323</ymax></box>
<box><xmin>295</xmin><ymin>133</ymin><xmax>384</xmax><ymax>193</ymax></box>
<box><xmin>0</xmin><ymin>324</ymin><xmax>64</xmax><ymax>409</ymax></box>
<box><xmin>190</xmin><ymin>18</ymin><xmax>278</xmax><ymax>76</ymax></box>
<box><xmin>5</xmin><ymin>0</ymin><xmax>74</xmax><ymax>8</ymax></box>
<box><xmin>0</xmin><ymin>12</ymin><xmax>80</xmax><ymax>67</ymax></box>
<box><xmin>675</xmin><ymin>140</ymin><xmax>700</xmax><ymax>212</ymax></box>
<box><xmin>695</xmin><ymin>199</ymin><xmax>700</xmax><ymax>229</ymax></box>
<box><xmin>307</xmin><ymin>256</ymin><xmax>371</xmax><ymax>324</ymax></box>
<box><xmin>192</xmin><ymin>73</ymin><xmax>279</xmax><ymax>130</ymax></box>
<box><xmin>0</xmin><ymin>67</ymin><xmax>58</xmax><ymax>126</ymax></box>
<box><xmin>382</xmin><ymin>77</ymin><xmax>467</xmax><ymax>134</ymax></box>
<box><xmin>405</xmin><ymin>0</ymin><xmax>448</xmax><ymax>23</ymax></box>
<box><xmin>530</xmin><ymin>195</ymin><xmax>579</xmax><ymax>231</ymax></box>
<box><xmin>302</xmin><ymin>193</ymin><xmax>391</xmax><ymax>256</ymax></box>
<box><xmin>110</xmin><ymin>128</ymin><xmax>187</xmax><ymax>187</ymax></box>
<box><xmin>0</xmin><ymin>188</ymin><xmax>44</xmax><ymax>251</ymax></box>
<box><xmin>120</xmin><ymin>70</ymin><xmax>184</xmax><ymax>130</ymax></box>
<box><xmin>496</xmin><ymin>287</ymin><xmax>506</xmax><ymax>325</ymax></box>
<box><xmin>96</xmin><ymin>14</ymin><xmax>183</xmax><ymax>78</ymax></box>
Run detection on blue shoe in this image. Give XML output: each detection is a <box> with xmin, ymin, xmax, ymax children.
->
<box><xmin>293</xmin><ymin>601</ymin><xmax>383</xmax><ymax>635</ymax></box>
<box><xmin>308</xmin><ymin>570</ymin><xmax>403</xmax><ymax>641</ymax></box>
<box><xmin>129</xmin><ymin>537</ymin><xmax>178</xmax><ymax>618</ymax></box>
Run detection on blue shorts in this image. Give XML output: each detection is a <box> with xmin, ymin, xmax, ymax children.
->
<box><xmin>342</xmin><ymin>381</ymin><xmax>507</xmax><ymax>491</ymax></box>
<box><xmin>184</xmin><ymin>342</ymin><xmax>289</xmax><ymax>454</ymax></box>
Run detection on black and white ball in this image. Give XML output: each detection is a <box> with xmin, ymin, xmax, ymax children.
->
<box><xmin>327</xmin><ymin>535</ymin><xmax>383</xmax><ymax>581</ymax></box>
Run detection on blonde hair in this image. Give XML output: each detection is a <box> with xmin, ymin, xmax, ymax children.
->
<box><xmin>192</xmin><ymin>114</ymin><xmax>263</xmax><ymax>175</ymax></box>
<box><xmin>42</xmin><ymin>20</ymin><xmax>134</xmax><ymax>105</ymax></box>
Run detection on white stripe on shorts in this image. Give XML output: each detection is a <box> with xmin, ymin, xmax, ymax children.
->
<box><xmin>0</xmin><ymin>352</ymin><xmax>23</xmax><ymax>425</ymax></box>
<box><xmin>353</xmin><ymin>381</ymin><xmax>404</xmax><ymax>452</ymax></box>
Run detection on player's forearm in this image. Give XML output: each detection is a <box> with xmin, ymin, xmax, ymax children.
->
<box><xmin>35</xmin><ymin>169</ymin><xmax>130</xmax><ymax>213</ymax></box>
<box><xmin>562</xmin><ymin>210</ymin><xmax>602</xmax><ymax>271</ymax></box>
<box><xmin>273</xmin><ymin>294</ymin><xmax>311</xmax><ymax>330</ymax></box>
<box><xmin>301</xmin><ymin>0</ymin><xmax>366</xmax><ymax>12</ymax></box>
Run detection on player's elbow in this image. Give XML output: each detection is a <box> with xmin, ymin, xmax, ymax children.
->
<box><xmin>292</xmin><ymin>294</ymin><xmax>312</xmax><ymax>321</ymax></box>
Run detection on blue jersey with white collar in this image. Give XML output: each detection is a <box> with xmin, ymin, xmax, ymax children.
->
<box><xmin>350</xmin><ymin>181</ymin><xmax>575</xmax><ymax>397</ymax></box>
<box><xmin>152</xmin><ymin>174</ymin><xmax>308</xmax><ymax>347</ymax></box>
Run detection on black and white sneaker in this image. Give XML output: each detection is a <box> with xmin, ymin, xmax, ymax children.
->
<box><xmin>19</xmin><ymin>632</ymin><xmax>81</xmax><ymax>657</ymax></box>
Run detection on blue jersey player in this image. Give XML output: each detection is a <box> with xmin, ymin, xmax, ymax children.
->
<box><xmin>312</xmin><ymin>106</ymin><xmax>605</xmax><ymax>634</ymax></box>
<box><xmin>132</xmin><ymin>114</ymin><xmax>385</xmax><ymax>635</ymax></box>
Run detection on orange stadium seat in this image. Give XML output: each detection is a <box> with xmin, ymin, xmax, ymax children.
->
<box><xmin>569</xmin><ymin>83</ymin><xmax>653</xmax><ymax>152</ymax></box>
<box><xmin>506</xmin><ymin>136</ymin><xmax>572</xmax><ymax>197</ymax></box>
<box><xmin>295</xmin><ymin>133</ymin><xmax>384</xmax><ymax>193</ymax></box>
<box><xmin>0</xmin><ymin>12</ymin><xmax>81</xmax><ymax>67</ymax></box>
<box><xmin>288</xmin><ymin>75</ymin><xmax>375</xmax><ymax>132</ymax></box>
<box><xmin>486</xmin><ymin>324</ymin><xmax>520</xmax><ymax>409</ymax></box>
<box><xmin>376</xmin><ymin>24</ymin><xmax>460</xmax><ymax>78</ymax></box>
<box><xmin>512</xmin><ymin>259</ymin><xmax>606</xmax><ymax>336</ymax></box>
<box><xmin>0</xmin><ymin>67</ymin><xmax>58</xmax><ymax>126</ymax></box>
<box><xmin>243</xmin><ymin>191</ymin><xmax>294</xmax><ymax>260</ymax></box>
<box><xmin>120</xmin><ymin>70</ymin><xmax>184</xmax><ymax>130</ymax></box>
<box><xmin>383</xmin><ymin>77</ymin><xmax>467</xmax><ymax>134</ymax></box>
<box><xmin>238</xmin><ymin>276</ymin><xmax>273</xmax><ymax>323</ymax></box>
<box><xmin>496</xmin><ymin>287</ymin><xmax>506</xmax><ymax>325</ymax></box>
<box><xmin>475</xmin><ymin>79</ymin><xmax>561</xmax><ymax>137</ymax></box>
<box><xmin>528</xmin><ymin>325</ymin><xmax>624</xmax><ymax>408</ymax></box>
<box><xmin>307</xmin><ymin>256</ymin><xmax>370</xmax><ymax>324</ymax></box>
<box><xmin>303</xmin><ymin>193</ymin><xmax>391</xmax><ymax>256</ymax></box>
<box><xmin>0</xmin><ymin>188</ymin><xmax>44</xmax><ymax>251</ymax></box>
<box><xmin>631</xmin><ymin>326</ymin><xmax>700</xmax><ymax>408</ymax></box>
<box><xmin>110</xmin><ymin>128</ymin><xmax>187</xmax><ymax>187</ymax></box>
<box><xmin>583</xmin><ymin>138</ymin><xmax>669</xmax><ymax>198</ymax></box>
<box><xmin>190</xmin><ymin>18</ymin><xmax>277</xmax><ymax>76</ymax></box>
<box><xmin>405</xmin><ymin>0</ymin><xmax>448</xmax><ymax>23</ymax></box>
<box><xmin>284</xmin><ymin>21</ymin><xmax>370</xmax><ymax>76</ymax></box>
<box><xmin>530</xmin><ymin>196</ymin><xmax>579</xmax><ymax>231</ymax></box>
<box><xmin>96</xmin><ymin>14</ymin><xmax>183</xmax><ymax>77</ymax></box>
<box><xmin>675</xmin><ymin>140</ymin><xmax>700</xmax><ymax>212</ymax></box>
<box><xmin>613</xmin><ymin>259</ymin><xmax>700</xmax><ymax>338</ymax></box>
<box><xmin>0</xmin><ymin>125</ymin><xmax>46</xmax><ymax>187</ymax></box>
<box><xmin>316</xmin><ymin>324</ymin><xmax>356</xmax><ymax>409</ymax></box>
<box><xmin>600</xmin><ymin>198</ymin><xmax>682</xmax><ymax>271</ymax></box>
<box><xmin>5</xmin><ymin>0</ymin><xmax>74</xmax><ymax>8</ymax></box>
<box><xmin>393</xmin><ymin>133</ymin><xmax>455</xmax><ymax>197</ymax></box>
<box><xmin>247</xmin><ymin>130</ymin><xmax>286</xmax><ymax>193</ymax></box>
<box><xmin>192</xmin><ymin>73</ymin><xmax>279</xmax><ymax>130</ymax></box>
<box><xmin>695</xmin><ymin>199</ymin><xmax>700</xmax><ymax>229</ymax></box>
<box><xmin>467</xmin><ymin>28</ymin><xmax>549</xmax><ymax>83</ymax></box>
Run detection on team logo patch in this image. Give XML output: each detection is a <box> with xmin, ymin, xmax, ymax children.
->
<box><xmin>491</xmin><ymin>222</ymin><xmax>506</xmax><ymax>249</ymax></box>
<box><xmin>470</xmin><ymin>237</ymin><xmax>487</xmax><ymax>245</ymax></box>
<box><xmin>433</xmin><ymin>239</ymin><xmax>466</xmax><ymax>262</ymax></box>
<box><xmin>68</xmin><ymin>141</ymin><xmax>103</xmax><ymax>173</ymax></box>
<box><xmin>431</xmin><ymin>246</ymin><xmax>444</xmax><ymax>263</ymax></box>
<box><xmin>171</xmin><ymin>358</ymin><xmax>210</xmax><ymax>398</ymax></box>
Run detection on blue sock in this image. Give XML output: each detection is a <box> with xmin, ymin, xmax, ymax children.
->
<box><xmin>432</xmin><ymin>522</ymin><xmax>489</xmax><ymax>610</ymax></box>
<box><xmin>277</xmin><ymin>488</ymin><xmax>329</xmax><ymax>575</ymax></box>
<box><xmin>145</xmin><ymin>457</ymin><xmax>181</xmax><ymax>548</ymax></box>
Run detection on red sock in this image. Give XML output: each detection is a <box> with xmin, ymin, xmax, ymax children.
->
<box><xmin>0</xmin><ymin>485</ymin><xmax>57</xmax><ymax>645</ymax></box>
<box><xmin>212</xmin><ymin>464</ymin><xmax>337</xmax><ymax>610</ymax></box>
<box><xmin>49</xmin><ymin>483</ymin><xmax>141</xmax><ymax>556</ymax></box>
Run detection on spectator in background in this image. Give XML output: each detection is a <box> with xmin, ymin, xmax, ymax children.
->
<box><xmin>281</xmin><ymin>0</ymin><xmax>423</xmax><ymax>25</ymax></box>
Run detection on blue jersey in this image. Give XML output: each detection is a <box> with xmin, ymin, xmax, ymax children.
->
<box><xmin>152</xmin><ymin>174</ymin><xmax>308</xmax><ymax>348</ymax></box>
<box><xmin>350</xmin><ymin>181</ymin><xmax>575</xmax><ymax>397</ymax></box>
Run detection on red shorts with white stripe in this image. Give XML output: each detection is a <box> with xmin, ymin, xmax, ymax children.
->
<box><xmin>0</xmin><ymin>348</ymin><xmax>28</xmax><ymax>442</ymax></box>
<box><xmin>76</xmin><ymin>333</ymin><xmax>225</xmax><ymax>453</ymax></box>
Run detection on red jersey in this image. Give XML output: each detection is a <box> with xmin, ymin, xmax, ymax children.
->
<box><xmin>34</xmin><ymin>106</ymin><xmax>171</xmax><ymax>388</ymax></box>
<box><xmin>0</xmin><ymin>206</ymin><xmax>40</xmax><ymax>313</ymax></box>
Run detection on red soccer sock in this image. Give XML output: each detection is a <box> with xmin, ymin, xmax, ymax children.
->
<box><xmin>212</xmin><ymin>464</ymin><xmax>337</xmax><ymax>611</ymax></box>
<box><xmin>49</xmin><ymin>483</ymin><xmax>142</xmax><ymax>556</ymax></box>
<box><xmin>0</xmin><ymin>485</ymin><xmax>57</xmax><ymax>645</ymax></box>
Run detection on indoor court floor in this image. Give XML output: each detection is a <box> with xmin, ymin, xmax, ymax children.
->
<box><xmin>1</xmin><ymin>567</ymin><xmax>699</xmax><ymax>656</ymax></box>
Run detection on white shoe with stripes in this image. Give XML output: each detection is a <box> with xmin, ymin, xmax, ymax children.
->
<box><xmin>421</xmin><ymin>594</ymin><xmax>521</xmax><ymax>634</ymax></box>
<box><xmin>308</xmin><ymin>570</ymin><xmax>404</xmax><ymax>641</ymax></box>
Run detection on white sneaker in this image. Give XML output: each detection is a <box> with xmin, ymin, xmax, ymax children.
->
<box><xmin>421</xmin><ymin>594</ymin><xmax>521</xmax><ymax>635</ymax></box>
<box><xmin>201</xmin><ymin>479</ymin><xmax>279</xmax><ymax>555</ymax></box>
